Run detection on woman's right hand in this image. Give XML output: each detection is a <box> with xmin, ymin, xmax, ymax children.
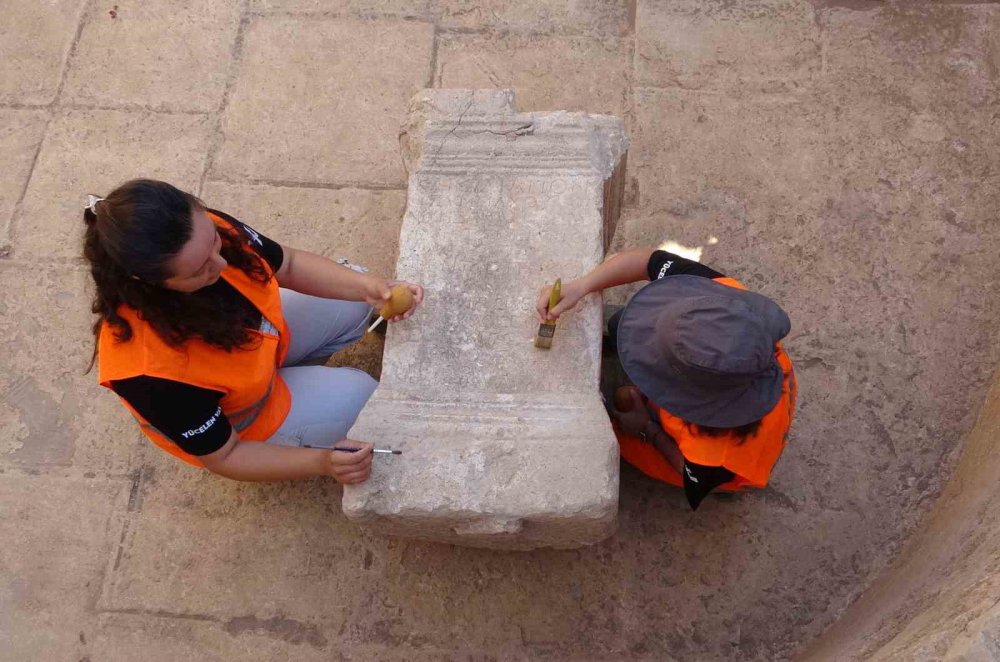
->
<box><xmin>535</xmin><ymin>278</ymin><xmax>589</xmax><ymax>322</ymax></box>
<box><xmin>360</xmin><ymin>275</ymin><xmax>393</xmax><ymax>310</ymax></box>
<box><xmin>327</xmin><ymin>440</ymin><xmax>374</xmax><ymax>484</ymax></box>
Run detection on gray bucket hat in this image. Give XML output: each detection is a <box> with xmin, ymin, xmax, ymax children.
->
<box><xmin>617</xmin><ymin>275</ymin><xmax>791</xmax><ymax>428</ymax></box>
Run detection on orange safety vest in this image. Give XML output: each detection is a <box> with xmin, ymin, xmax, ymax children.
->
<box><xmin>98</xmin><ymin>212</ymin><xmax>292</xmax><ymax>467</ymax></box>
<box><xmin>615</xmin><ymin>277</ymin><xmax>797</xmax><ymax>490</ymax></box>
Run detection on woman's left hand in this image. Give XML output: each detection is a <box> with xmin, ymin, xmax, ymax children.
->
<box><xmin>386</xmin><ymin>280</ymin><xmax>424</xmax><ymax>322</ymax></box>
<box><xmin>612</xmin><ymin>388</ymin><xmax>652</xmax><ymax>438</ymax></box>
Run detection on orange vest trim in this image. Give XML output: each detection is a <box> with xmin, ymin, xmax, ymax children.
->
<box><xmin>97</xmin><ymin>212</ymin><xmax>292</xmax><ymax>467</ymax></box>
<box><xmin>615</xmin><ymin>276</ymin><xmax>797</xmax><ymax>490</ymax></box>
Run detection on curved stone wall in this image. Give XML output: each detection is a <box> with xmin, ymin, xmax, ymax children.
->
<box><xmin>801</xmin><ymin>367</ymin><xmax>1000</xmax><ymax>660</ymax></box>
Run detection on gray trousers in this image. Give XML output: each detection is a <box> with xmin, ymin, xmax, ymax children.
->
<box><xmin>267</xmin><ymin>289</ymin><xmax>377</xmax><ymax>448</ymax></box>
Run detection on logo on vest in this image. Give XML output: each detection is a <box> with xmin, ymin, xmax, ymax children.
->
<box><xmin>657</xmin><ymin>261</ymin><xmax>674</xmax><ymax>279</ymax></box>
<box><xmin>181</xmin><ymin>406</ymin><xmax>223</xmax><ymax>439</ymax></box>
<box><xmin>684</xmin><ymin>465</ymin><xmax>699</xmax><ymax>483</ymax></box>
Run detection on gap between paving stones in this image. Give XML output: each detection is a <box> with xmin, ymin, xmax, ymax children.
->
<box><xmin>198</xmin><ymin>0</ymin><xmax>254</xmax><ymax>195</ymax></box>
<box><xmin>49</xmin><ymin>0</ymin><xmax>92</xmax><ymax>106</ymax></box>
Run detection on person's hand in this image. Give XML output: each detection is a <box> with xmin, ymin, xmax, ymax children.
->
<box><xmin>612</xmin><ymin>388</ymin><xmax>652</xmax><ymax>438</ymax></box>
<box><xmin>361</xmin><ymin>275</ymin><xmax>393</xmax><ymax>310</ymax></box>
<box><xmin>535</xmin><ymin>278</ymin><xmax>589</xmax><ymax>322</ymax></box>
<box><xmin>386</xmin><ymin>280</ymin><xmax>424</xmax><ymax>322</ymax></box>
<box><xmin>327</xmin><ymin>440</ymin><xmax>374</xmax><ymax>484</ymax></box>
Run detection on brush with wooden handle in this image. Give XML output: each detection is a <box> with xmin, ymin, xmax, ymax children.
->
<box><xmin>534</xmin><ymin>278</ymin><xmax>562</xmax><ymax>349</ymax></box>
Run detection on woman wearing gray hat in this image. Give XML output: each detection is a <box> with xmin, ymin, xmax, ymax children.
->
<box><xmin>536</xmin><ymin>247</ymin><xmax>796</xmax><ymax>510</ymax></box>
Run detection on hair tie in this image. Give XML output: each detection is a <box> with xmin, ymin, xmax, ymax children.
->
<box><xmin>85</xmin><ymin>195</ymin><xmax>104</xmax><ymax>214</ymax></box>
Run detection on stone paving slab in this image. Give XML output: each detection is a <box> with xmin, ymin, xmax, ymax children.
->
<box><xmin>252</xmin><ymin>0</ymin><xmax>630</xmax><ymax>36</ymax></box>
<box><xmin>13</xmin><ymin>109</ymin><xmax>213</xmax><ymax>259</ymax></box>
<box><xmin>436</xmin><ymin>34</ymin><xmax>630</xmax><ymax>116</ymax></box>
<box><xmin>253</xmin><ymin>0</ymin><xmax>431</xmax><ymax>19</ymax></box>
<box><xmin>0</xmin><ymin>0</ymin><xmax>85</xmax><ymax>105</ymax></box>
<box><xmin>100</xmin><ymin>457</ymin><xmax>629</xmax><ymax>655</ymax></box>
<box><xmin>200</xmin><ymin>182</ymin><xmax>406</xmax><ymax>280</ymax></box>
<box><xmin>0</xmin><ymin>109</ymin><xmax>48</xmax><ymax>251</ymax></box>
<box><xmin>213</xmin><ymin>16</ymin><xmax>434</xmax><ymax>188</ymax></box>
<box><xmin>0</xmin><ymin>470</ymin><xmax>130</xmax><ymax>661</ymax></box>
<box><xmin>61</xmin><ymin>0</ymin><xmax>243</xmax><ymax>113</ymax></box>
<box><xmin>631</xmin><ymin>87</ymin><xmax>826</xmax><ymax>213</ymax></box>
<box><xmin>434</xmin><ymin>0</ymin><xmax>631</xmax><ymax>37</ymax></box>
<box><xmin>823</xmin><ymin>3</ymin><xmax>1000</xmax><ymax>113</ymax></box>
<box><xmin>636</xmin><ymin>0</ymin><xmax>820</xmax><ymax>93</ymax></box>
<box><xmin>91</xmin><ymin>611</ymin><xmax>332</xmax><ymax>662</ymax></box>
<box><xmin>99</xmin><ymin>463</ymin><xmax>370</xmax><ymax>621</ymax></box>
<box><xmin>0</xmin><ymin>265</ymin><xmax>144</xmax><ymax>473</ymax></box>
<box><xmin>91</xmin><ymin>610</ymin><xmax>581</xmax><ymax>662</ymax></box>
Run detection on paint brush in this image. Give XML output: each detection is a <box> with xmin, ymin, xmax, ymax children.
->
<box><xmin>305</xmin><ymin>445</ymin><xmax>401</xmax><ymax>455</ymax></box>
<box><xmin>534</xmin><ymin>278</ymin><xmax>562</xmax><ymax>349</ymax></box>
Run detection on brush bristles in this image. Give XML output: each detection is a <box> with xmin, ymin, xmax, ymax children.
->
<box><xmin>534</xmin><ymin>322</ymin><xmax>556</xmax><ymax>349</ymax></box>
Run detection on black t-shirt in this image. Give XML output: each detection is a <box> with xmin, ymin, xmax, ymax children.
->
<box><xmin>110</xmin><ymin>210</ymin><xmax>283</xmax><ymax>457</ymax></box>
<box><xmin>645</xmin><ymin>250</ymin><xmax>736</xmax><ymax>510</ymax></box>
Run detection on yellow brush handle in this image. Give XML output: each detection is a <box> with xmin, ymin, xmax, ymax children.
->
<box><xmin>548</xmin><ymin>278</ymin><xmax>562</xmax><ymax>313</ymax></box>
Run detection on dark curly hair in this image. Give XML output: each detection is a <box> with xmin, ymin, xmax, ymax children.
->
<box><xmin>83</xmin><ymin>179</ymin><xmax>272</xmax><ymax>371</ymax></box>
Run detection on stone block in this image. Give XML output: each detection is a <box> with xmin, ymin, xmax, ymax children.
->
<box><xmin>635</xmin><ymin>0</ymin><xmax>820</xmax><ymax>92</ymax></box>
<box><xmin>200</xmin><ymin>182</ymin><xmax>407</xmax><ymax>281</ymax></box>
<box><xmin>436</xmin><ymin>33</ymin><xmax>630</xmax><ymax>116</ymax></box>
<box><xmin>62</xmin><ymin>0</ymin><xmax>242</xmax><ymax>112</ymax></box>
<box><xmin>213</xmin><ymin>17</ymin><xmax>434</xmax><ymax>188</ymax></box>
<box><xmin>0</xmin><ymin>0</ymin><xmax>85</xmax><ymax>104</ymax></box>
<box><xmin>13</xmin><ymin>109</ymin><xmax>213</xmax><ymax>259</ymax></box>
<box><xmin>99</xmin><ymin>462</ymin><xmax>369</xmax><ymax>622</ymax></box>
<box><xmin>0</xmin><ymin>265</ymin><xmax>143</xmax><ymax>474</ymax></box>
<box><xmin>342</xmin><ymin>90</ymin><xmax>626</xmax><ymax>549</ymax></box>
<box><xmin>0</xmin><ymin>110</ymin><xmax>48</xmax><ymax>251</ymax></box>
<box><xmin>0</xmin><ymin>471</ymin><xmax>130</xmax><ymax>661</ymax></box>
<box><xmin>101</xmin><ymin>457</ymin><xmax>630</xmax><ymax>655</ymax></box>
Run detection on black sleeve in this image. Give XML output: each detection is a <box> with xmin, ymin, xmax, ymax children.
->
<box><xmin>682</xmin><ymin>461</ymin><xmax>736</xmax><ymax>511</ymax></box>
<box><xmin>110</xmin><ymin>376</ymin><xmax>232</xmax><ymax>456</ymax></box>
<box><xmin>647</xmin><ymin>250</ymin><xmax>724</xmax><ymax>281</ymax></box>
<box><xmin>208</xmin><ymin>208</ymin><xmax>284</xmax><ymax>272</ymax></box>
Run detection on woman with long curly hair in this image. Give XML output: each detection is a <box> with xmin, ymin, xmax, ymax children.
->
<box><xmin>84</xmin><ymin>179</ymin><xmax>422</xmax><ymax>484</ymax></box>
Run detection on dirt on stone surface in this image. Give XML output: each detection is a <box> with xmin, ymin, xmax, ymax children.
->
<box><xmin>1</xmin><ymin>1</ymin><xmax>999</xmax><ymax>661</ymax></box>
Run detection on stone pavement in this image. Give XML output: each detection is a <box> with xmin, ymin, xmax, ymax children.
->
<box><xmin>1</xmin><ymin>1</ymin><xmax>998</xmax><ymax>660</ymax></box>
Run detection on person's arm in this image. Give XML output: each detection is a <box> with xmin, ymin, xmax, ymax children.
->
<box><xmin>613</xmin><ymin>388</ymin><xmax>684</xmax><ymax>475</ymax></box>
<box><xmin>535</xmin><ymin>247</ymin><xmax>656</xmax><ymax>321</ymax></box>
<box><xmin>643</xmin><ymin>419</ymin><xmax>684</xmax><ymax>476</ymax></box>
<box><xmin>276</xmin><ymin>246</ymin><xmax>423</xmax><ymax>321</ymax></box>
<box><xmin>200</xmin><ymin>429</ymin><xmax>374</xmax><ymax>483</ymax></box>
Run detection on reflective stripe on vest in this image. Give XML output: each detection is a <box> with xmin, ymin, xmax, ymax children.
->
<box><xmin>136</xmin><ymin>370</ymin><xmax>276</xmax><ymax>440</ymax></box>
<box><xmin>227</xmin><ymin>371</ymin><xmax>277</xmax><ymax>432</ymax></box>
